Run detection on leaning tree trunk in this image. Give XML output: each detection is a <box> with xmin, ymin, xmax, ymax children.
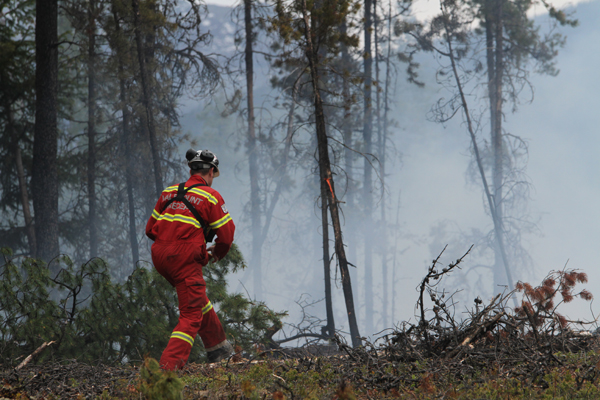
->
<box><xmin>301</xmin><ymin>0</ymin><xmax>362</xmax><ymax>347</ymax></box>
<box><xmin>87</xmin><ymin>0</ymin><xmax>98</xmax><ymax>259</ymax></box>
<box><xmin>131</xmin><ymin>0</ymin><xmax>163</xmax><ymax>198</ymax></box>
<box><xmin>363</xmin><ymin>0</ymin><xmax>374</xmax><ymax>335</ymax></box>
<box><xmin>244</xmin><ymin>0</ymin><xmax>263</xmax><ymax>300</ymax></box>
<box><xmin>32</xmin><ymin>0</ymin><xmax>59</xmax><ymax>264</ymax></box>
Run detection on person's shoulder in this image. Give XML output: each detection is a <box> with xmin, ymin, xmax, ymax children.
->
<box><xmin>204</xmin><ymin>186</ymin><xmax>225</xmax><ymax>201</ymax></box>
<box><xmin>162</xmin><ymin>183</ymin><xmax>180</xmax><ymax>193</ymax></box>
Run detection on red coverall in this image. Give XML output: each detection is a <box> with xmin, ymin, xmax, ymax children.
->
<box><xmin>145</xmin><ymin>174</ymin><xmax>235</xmax><ymax>370</ymax></box>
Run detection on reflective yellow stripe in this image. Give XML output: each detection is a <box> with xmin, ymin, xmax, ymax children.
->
<box><xmin>209</xmin><ymin>214</ymin><xmax>232</xmax><ymax>229</ymax></box>
<box><xmin>202</xmin><ymin>301</ymin><xmax>213</xmax><ymax>315</ymax></box>
<box><xmin>171</xmin><ymin>331</ymin><xmax>194</xmax><ymax>346</ymax></box>
<box><xmin>187</xmin><ymin>188</ymin><xmax>218</xmax><ymax>205</ymax></box>
<box><xmin>157</xmin><ymin>213</ymin><xmax>202</xmax><ymax>229</ymax></box>
<box><xmin>162</xmin><ymin>186</ymin><xmax>218</xmax><ymax>205</ymax></box>
<box><xmin>151</xmin><ymin>209</ymin><xmax>160</xmax><ymax>219</ymax></box>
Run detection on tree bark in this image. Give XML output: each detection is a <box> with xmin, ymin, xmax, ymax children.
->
<box><xmin>244</xmin><ymin>0</ymin><xmax>263</xmax><ymax>300</ymax></box>
<box><xmin>301</xmin><ymin>0</ymin><xmax>362</xmax><ymax>347</ymax></box>
<box><xmin>363</xmin><ymin>0</ymin><xmax>374</xmax><ymax>335</ymax></box>
<box><xmin>131</xmin><ymin>0</ymin><xmax>163</xmax><ymax>198</ymax></box>
<box><xmin>88</xmin><ymin>0</ymin><xmax>98</xmax><ymax>259</ymax></box>
<box><xmin>32</xmin><ymin>0</ymin><xmax>59</xmax><ymax>263</ymax></box>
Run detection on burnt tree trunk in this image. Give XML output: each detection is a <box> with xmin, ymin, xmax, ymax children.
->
<box><xmin>320</xmin><ymin>177</ymin><xmax>335</xmax><ymax>338</ymax></box>
<box><xmin>301</xmin><ymin>0</ymin><xmax>362</xmax><ymax>347</ymax></box>
<box><xmin>32</xmin><ymin>0</ymin><xmax>59</xmax><ymax>263</ymax></box>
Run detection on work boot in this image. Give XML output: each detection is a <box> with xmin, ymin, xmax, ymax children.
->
<box><xmin>206</xmin><ymin>340</ymin><xmax>234</xmax><ymax>363</ymax></box>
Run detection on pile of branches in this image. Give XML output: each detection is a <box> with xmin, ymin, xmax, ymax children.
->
<box><xmin>325</xmin><ymin>246</ymin><xmax>599</xmax><ymax>392</ymax></box>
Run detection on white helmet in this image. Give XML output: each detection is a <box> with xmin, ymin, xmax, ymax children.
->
<box><xmin>185</xmin><ymin>148</ymin><xmax>220</xmax><ymax>177</ymax></box>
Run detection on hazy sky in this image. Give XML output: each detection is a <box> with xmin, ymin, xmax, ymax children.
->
<box><xmin>205</xmin><ymin>0</ymin><xmax>590</xmax><ymax>20</ymax></box>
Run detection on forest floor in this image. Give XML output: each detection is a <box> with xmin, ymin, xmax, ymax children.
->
<box><xmin>3</xmin><ymin>332</ymin><xmax>600</xmax><ymax>399</ymax></box>
<box><xmin>4</xmin><ymin>261</ymin><xmax>599</xmax><ymax>399</ymax></box>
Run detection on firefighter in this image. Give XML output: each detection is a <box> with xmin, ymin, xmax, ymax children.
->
<box><xmin>146</xmin><ymin>148</ymin><xmax>235</xmax><ymax>370</ymax></box>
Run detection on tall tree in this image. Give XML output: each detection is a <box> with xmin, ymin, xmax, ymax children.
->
<box><xmin>87</xmin><ymin>0</ymin><xmax>99</xmax><ymax>258</ymax></box>
<box><xmin>243</xmin><ymin>0</ymin><xmax>264</xmax><ymax>299</ymax></box>
<box><xmin>270</xmin><ymin>0</ymin><xmax>363</xmax><ymax>347</ymax></box>
<box><xmin>109</xmin><ymin>0</ymin><xmax>140</xmax><ymax>266</ymax></box>
<box><xmin>131</xmin><ymin>0</ymin><xmax>163</xmax><ymax>198</ymax></box>
<box><xmin>32</xmin><ymin>0</ymin><xmax>59</xmax><ymax>262</ymax></box>
<box><xmin>420</xmin><ymin>0</ymin><xmax>576</xmax><ymax>294</ymax></box>
<box><xmin>363</xmin><ymin>0</ymin><xmax>374</xmax><ymax>335</ymax></box>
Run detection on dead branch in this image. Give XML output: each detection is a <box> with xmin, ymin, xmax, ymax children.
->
<box><xmin>15</xmin><ymin>341</ymin><xmax>55</xmax><ymax>371</ymax></box>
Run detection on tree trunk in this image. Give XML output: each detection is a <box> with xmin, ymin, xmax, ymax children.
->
<box><xmin>374</xmin><ymin>0</ymin><xmax>388</xmax><ymax>330</ymax></box>
<box><xmin>8</xmin><ymin>108</ymin><xmax>36</xmax><ymax>254</ymax></box>
<box><xmin>492</xmin><ymin>0</ymin><xmax>506</xmax><ymax>288</ymax></box>
<box><xmin>244</xmin><ymin>0</ymin><xmax>263</xmax><ymax>300</ymax></box>
<box><xmin>340</xmin><ymin>20</ymin><xmax>358</xmax><ymax>292</ymax></box>
<box><xmin>301</xmin><ymin>0</ymin><xmax>362</xmax><ymax>347</ymax></box>
<box><xmin>88</xmin><ymin>0</ymin><xmax>98</xmax><ymax>259</ymax></box>
<box><xmin>320</xmin><ymin>176</ymin><xmax>335</xmax><ymax>338</ymax></box>
<box><xmin>32</xmin><ymin>0</ymin><xmax>59</xmax><ymax>263</ymax></box>
<box><xmin>112</xmin><ymin>3</ymin><xmax>140</xmax><ymax>267</ymax></box>
<box><xmin>485</xmin><ymin>0</ymin><xmax>510</xmax><ymax>289</ymax></box>
<box><xmin>363</xmin><ymin>0</ymin><xmax>374</xmax><ymax>335</ymax></box>
<box><xmin>131</xmin><ymin>0</ymin><xmax>163</xmax><ymax>198</ymax></box>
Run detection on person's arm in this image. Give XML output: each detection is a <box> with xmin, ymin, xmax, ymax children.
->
<box><xmin>145</xmin><ymin>194</ymin><xmax>164</xmax><ymax>241</ymax></box>
<box><xmin>205</xmin><ymin>195</ymin><xmax>235</xmax><ymax>261</ymax></box>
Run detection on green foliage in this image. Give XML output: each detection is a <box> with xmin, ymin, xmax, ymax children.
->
<box><xmin>139</xmin><ymin>357</ymin><xmax>184</xmax><ymax>400</ymax></box>
<box><xmin>0</xmin><ymin>244</ymin><xmax>284</xmax><ymax>366</ymax></box>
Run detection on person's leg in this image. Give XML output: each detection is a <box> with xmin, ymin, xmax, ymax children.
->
<box><xmin>159</xmin><ymin>276</ymin><xmax>205</xmax><ymax>370</ymax></box>
<box><xmin>198</xmin><ymin>301</ymin><xmax>232</xmax><ymax>362</ymax></box>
